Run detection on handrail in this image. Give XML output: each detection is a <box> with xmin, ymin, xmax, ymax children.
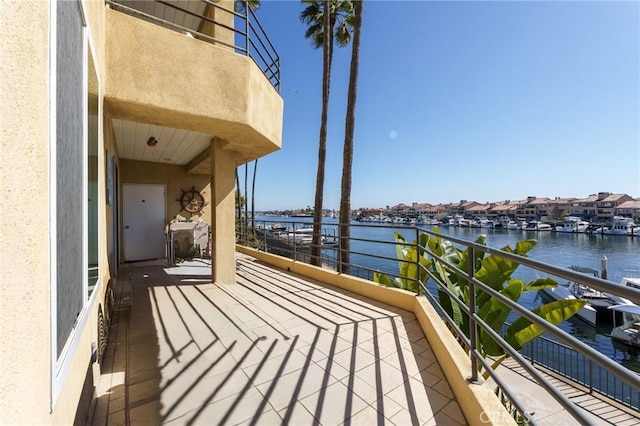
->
<box><xmin>238</xmin><ymin>219</ymin><xmax>640</xmax><ymax>423</ymax></box>
<box><xmin>105</xmin><ymin>0</ymin><xmax>280</xmax><ymax>91</ymax></box>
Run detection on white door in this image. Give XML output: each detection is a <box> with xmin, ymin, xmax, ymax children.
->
<box><xmin>123</xmin><ymin>184</ymin><xmax>166</xmax><ymax>262</ymax></box>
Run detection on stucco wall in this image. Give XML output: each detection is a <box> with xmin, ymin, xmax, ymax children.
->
<box><xmin>104</xmin><ymin>9</ymin><xmax>283</xmax><ymax>163</ymax></box>
<box><xmin>0</xmin><ymin>1</ymin><xmax>52</xmax><ymax>422</ymax></box>
<box><xmin>0</xmin><ymin>1</ymin><xmax>115</xmax><ymax>423</ymax></box>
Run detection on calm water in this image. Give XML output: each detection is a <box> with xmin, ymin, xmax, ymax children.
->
<box><xmin>254</xmin><ymin>216</ymin><xmax>640</xmax><ymax>372</ymax></box>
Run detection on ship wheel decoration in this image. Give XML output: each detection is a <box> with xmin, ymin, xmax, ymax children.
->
<box><xmin>178</xmin><ymin>186</ymin><xmax>206</xmax><ymax>213</ymax></box>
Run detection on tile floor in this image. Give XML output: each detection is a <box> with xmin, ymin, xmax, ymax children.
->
<box><xmin>92</xmin><ymin>253</ymin><xmax>466</xmax><ymax>425</ymax></box>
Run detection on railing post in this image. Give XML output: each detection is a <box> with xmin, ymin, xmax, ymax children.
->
<box><xmin>589</xmin><ymin>359</ymin><xmax>593</xmax><ymax>394</ymax></box>
<box><xmin>467</xmin><ymin>247</ymin><xmax>482</xmax><ymax>384</ymax></box>
<box><xmin>244</xmin><ymin>0</ymin><xmax>249</xmax><ymax>56</ymax></box>
<box><xmin>415</xmin><ymin>226</ymin><xmax>422</xmax><ymax>295</ymax></box>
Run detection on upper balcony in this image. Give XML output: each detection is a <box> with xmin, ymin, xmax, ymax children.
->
<box><xmin>104</xmin><ymin>0</ymin><xmax>283</xmax><ymax>170</ymax></box>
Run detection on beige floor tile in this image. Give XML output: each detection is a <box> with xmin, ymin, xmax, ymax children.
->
<box><xmin>299</xmin><ymin>380</ymin><xmax>369</xmax><ymax>426</ymax></box>
<box><xmin>340</xmin><ymin>375</ymin><xmax>405</xmax><ymax>420</ymax></box>
<box><xmin>277</xmin><ymin>401</ymin><xmax>317</xmax><ymax>425</ymax></box>
<box><xmin>386</xmin><ymin>377</ymin><xmax>452</xmax><ymax>424</ymax></box>
<box><xmin>254</xmin><ymin>361</ymin><xmax>338</xmax><ymax>412</ymax></box>
<box><xmin>242</xmin><ymin>343</ymin><xmax>311</xmax><ymax>386</ymax></box>
<box><xmin>348</xmin><ymin>404</ymin><xmax>387</xmax><ymax>426</ymax></box>
<box><xmin>128</xmin><ymin>399</ymin><xmax>163</xmax><ymax>425</ymax></box>
<box><xmin>440</xmin><ymin>400</ymin><xmax>467</xmax><ymax>425</ymax></box>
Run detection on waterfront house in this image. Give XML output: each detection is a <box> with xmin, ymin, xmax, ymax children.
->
<box><xmin>489</xmin><ymin>200</ymin><xmax>519</xmax><ymax>220</ymax></box>
<box><xmin>8</xmin><ymin>2</ymin><xmax>633</xmax><ymax>424</ymax></box>
<box><xmin>595</xmin><ymin>192</ymin><xmax>634</xmax><ymax>222</ymax></box>
<box><xmin>2</xmin><ymin>1</ymin><xmax>519</xmax><ymax>424</ymax></box>
<box><xmin>1</xmin><ymin>0</ymin><xmax>282</xmax><ymax>422</ymax></box>
<box><xmin>615</xmin><ymin>199</ymin><xmax>640</xmax><ymax>222</ymax></box>
<box><xmin>447</xmin><ymin>200</ymin><xmax>480</xmax><ymax>218</ymax></box>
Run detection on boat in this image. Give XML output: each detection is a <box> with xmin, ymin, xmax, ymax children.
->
<box><xmin>541</xmin><ymin>281</ymin><xmax>598</xmax><ymax>326</ymax></box>
<box><xmin>506</xmin><ymin>220</ymin><xmax>520</xmax><ymax>230</ymax></box>
<box><xmin>622</xmin><ymin>276</ymin><xmax>640</xmax><ymax>292</ymax></box>
<box><xmin>604</xmin><ymin>216</ymin><xmax>637</xmax><ymax>235</ymax></box>
<box><xmin>590</xmin><ymin>225</ymin><xmax>609</xmax><ymax>234</ymax></box>
<box><xmin>540</xmin><ymin>266</ymin><xmax>635</xmax><ymax>326</ymax></box>
<box><xmin>555</xmin><ymin>216</ymin><xmax>589</xmax><ymax>233</ymax></box>
<box><xmin>483</xmin><ymin>219</ymin><xmax>496</xmax><ymax>229</ymax></box>
<box><xmin>523</xmin><ymin>220</ymin><xmax>553</xmax><ymax>231</ymax></box>
<box><xmin>470</xmin><ymin>217</ymin><xmax>486</xmax><ymax>228</ymax></box>
<box><xmin>607</xmin><ymin>303</ymin><xmax>640</xmax><ymax>348</ymax></box>
<box><xmin>457</xmin><ymin>218</ymin><xmax>470</xmax><ymax>227</ymax></box>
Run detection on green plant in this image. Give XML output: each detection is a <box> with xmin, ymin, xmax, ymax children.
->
<box><xmin>374</xmin><ymin>229</ymin><xmax>586</xmax><ymax>375</ymax></box>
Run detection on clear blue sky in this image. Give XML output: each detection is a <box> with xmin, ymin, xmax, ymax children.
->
<box><xmin>247</xmin><ymin>0</ymin><xmax>640</xmax><ymax>211</ymax></box>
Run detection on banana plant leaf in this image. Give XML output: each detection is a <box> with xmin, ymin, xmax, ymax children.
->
<box><xmin>475</xmin><ymin>240</ymin><xmax>537</xmax><ymax>309</ymax></box>
<box><xmin>477</xmin><ymin>280</ymin><xmax>525</xmax><ymax>356</ymax></box>
<box><xmin>504</xmin><ymin>298</ymin><xmax>588</xmax><ymax>350</ymax></box>
<box><xmin>435</xmin><ymin>260</ymin><xmax>466</xmax><ymax>328</ymax></box>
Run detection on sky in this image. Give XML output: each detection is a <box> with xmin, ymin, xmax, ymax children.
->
<box><xmin>244</xmin><ymin>0</ymin><xmax>640</xmax><ymax>211</ymax></box>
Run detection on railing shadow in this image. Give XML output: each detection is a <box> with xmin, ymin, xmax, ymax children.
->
<box><xmin>239</xmin><ymin>219</ymin><xmax>640</xmax><ymax>424</ymax></box>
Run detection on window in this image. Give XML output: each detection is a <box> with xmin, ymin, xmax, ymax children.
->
<box><xmin>51</xmin><ymin>0</ymin><xmax>100</xmax><ymax>404</ymax></box>
<box><xmin>55</xmin><ymin>0</ymin><xmax>85</xmax><ymax>358</ymax></box>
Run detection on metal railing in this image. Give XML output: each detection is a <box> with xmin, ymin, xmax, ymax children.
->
<box><xmin>106</xmin><ymin>0</ymin><xmax>280</xmax><ymax>91</ymax></box>
<box><xmin>238</xmin><ymin>219</ymin><xmax>640</xmax><ymax>424</ymax></box>
<box><xmin>523</xmin><ymin>335</ymin><xmax>639</xmax><ymax>411</ymax></box>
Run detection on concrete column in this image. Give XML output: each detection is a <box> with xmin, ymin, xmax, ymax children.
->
<box><xmin>198</xmin><ymin>0</ymin><xmax>235</xmax><ymax>50</ymax></box>
<box><xmin>210</xmin><ymin>137</ymin><xmax>236</xmax><ymax>284</ymax></box>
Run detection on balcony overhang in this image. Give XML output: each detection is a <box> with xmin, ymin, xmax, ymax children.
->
<box><xmin>104</xmin><ymin>8</ymin><xmax>283</xmax><ymax>172</ymax></box>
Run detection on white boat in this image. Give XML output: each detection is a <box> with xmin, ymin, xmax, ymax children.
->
<box><xmin>555</xmin><ymin>216</ymin><xmax>589</xmax><ymax>233</ymax></box>
<box><xmin>541</xmin><ymin>267</ymin><xmax>636</xmax><ymax>326</ymax></box>
<box><xmin>506</xmin><ymin>220</ymin><xmax>520</xmax><ymax>230</ymax></box>
<box><xmin>524</xmin><ymin>220</ymin><xmax>553</xmax><ymax>231</ymax></box>
<box><xmin>470</xmin><ymin>217</ymin><xmax>485</xmax><ymax>228</ymax></box>
<box><xmin>622</xmin><ymin>276</ymin><xmax>640</xmax><ymax>292</ymax></box>
<box><xmin>541</xmin><ymin>282</ymin><xmax>598</xmax><ymax>326</ymax></box>
<box><xmin>607</xmin><ymin>304</ymin><xmax>640</xmax><ymax>348</ymax></box>
<box><xmin>591</xmin><ymin>225</ymin><xmax>609</xmax><ymax>234</ymax></box>
<box><xmin>483</xmin><ymin>219</ymin><xmax>496</xmax><ymax>229</ymax></box>
<box><xmin>604</xmin><ymin>216</ymin><xmax>636</xmax><ymax>235</ymax></box>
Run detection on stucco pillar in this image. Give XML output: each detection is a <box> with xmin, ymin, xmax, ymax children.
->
<box><xmin>199</xmin><ymin>0</ymin><xmax>235</xmax><ymax>50</ymax></box>
<box><xmin>210</xmin><ymin>137</ymin><xmax>236</xmax><ymax>284</ymax></box>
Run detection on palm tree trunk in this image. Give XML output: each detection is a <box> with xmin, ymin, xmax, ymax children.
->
<box><xmin>311</xmin><ymin>0</ymin><xmax>333</xmax><ymax>266</ymax></box>
<box><xmin>338</xmin><ymin>0</ymin><xmax>363</xmax><ymax>274</ymax></box>
<box><xmin>235</xmin><ymin>168</ymin><xmax>241</xmax><ymax>241</ymax></box>
<box><xmin>251</xmin><ymin>159</ymin><xmax>257</xmax><ymax>231</ymax></box>
<box><xmin>244</xmin><ymin>163</ymin><xmax>249</xmax><ymax>240</ymax></box>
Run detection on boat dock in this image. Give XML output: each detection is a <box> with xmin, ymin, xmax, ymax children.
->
<box><xmin>496</xmin><ymin>358</ymin><xmax>640</xmax><ymax>425</ymax></box>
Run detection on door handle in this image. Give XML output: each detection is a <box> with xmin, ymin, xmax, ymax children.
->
<box><xmin>125</xmin><ymin>226</ymin><xmax>130</xmax><ymax>229</ymax></box>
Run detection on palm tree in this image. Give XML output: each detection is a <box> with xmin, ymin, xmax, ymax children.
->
<box><xmin>251</xmin><ymin>159</ymin><xmax>258</xmax><ymax>230</ymax></box>
<box><xmin>300</xmin><ymin>0</ymin><xmax>354</xmax><ymax>266</ymax></box>
<box><xmin>235</xmin><ymin>169</ymin><xmax>243</xmax><ymax>240</ymax></box>
<box><xmin>244</xmin><ymin>163</ymin><xmax>249</xmax><ymax>239</ymax></box>
<box><xmin>338</xmin><ymin>0</ymin><xmax>363</xmax><ymax>274</ymax></box>
<box><xmin>235</xmin><ymin>0</ymin><xmax>260</xmax><ymax>13</ymax></box>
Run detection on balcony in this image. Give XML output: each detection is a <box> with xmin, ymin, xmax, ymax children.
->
<box><xmin>92</xmin><ymin>255</ymin><xmax>481</xmax><ymax>424</ymax></box>
<box><xmin>104</xmin><ymin>0</ymin><xmax>283</xmax><ymax>169</ymax></box>
<box><xmin>92</xmin><ymin>229</ymin><xmax>640</xmax><ymax>424</ymax></box>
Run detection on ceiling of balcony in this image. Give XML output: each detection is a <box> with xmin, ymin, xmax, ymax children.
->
<box><xmin>112</xmin><ymin>118</ymin><xmax>212</xmax><ymax>167</ymax></box>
